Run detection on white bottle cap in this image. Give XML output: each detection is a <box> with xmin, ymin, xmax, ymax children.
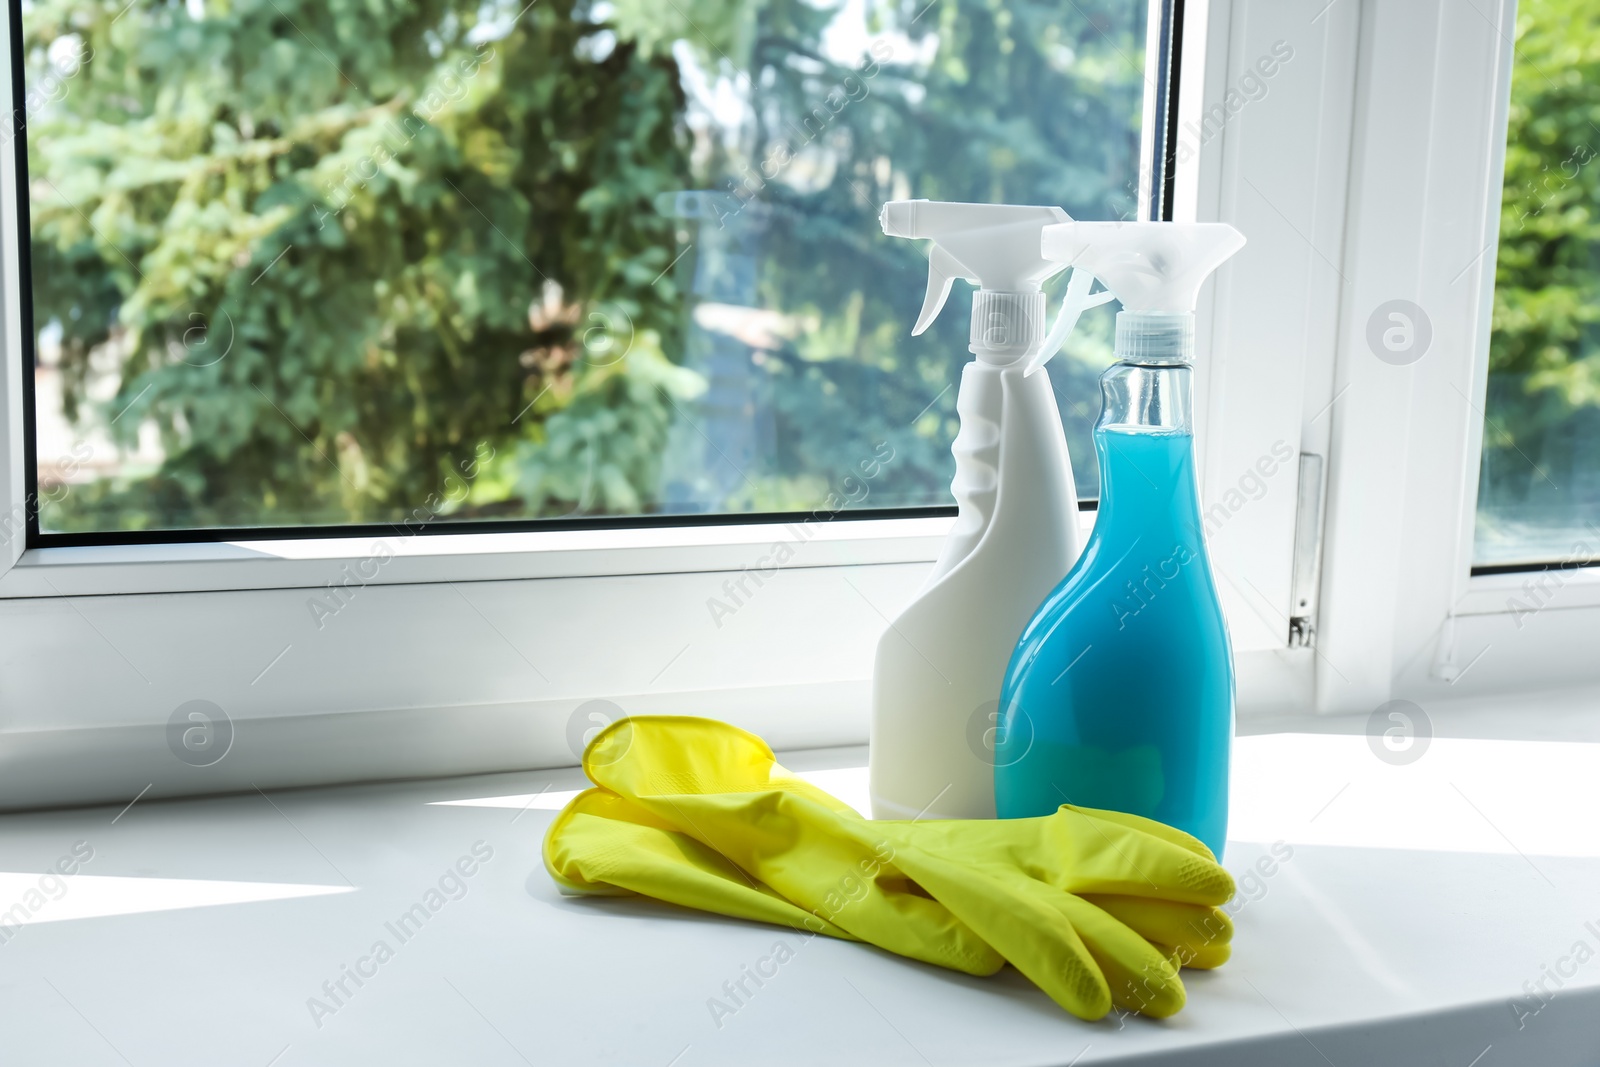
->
<box><xmin>1114</xmin><ymin>311</ymin><xmax>1194</xmax><ymax>364</ymax></box>
<box><xmin>969</xmin><ymin>291</ymin><xmax>1045</xmax><ymax>363</ymax></box>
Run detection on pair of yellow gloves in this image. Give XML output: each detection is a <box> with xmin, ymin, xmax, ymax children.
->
<box><xmin>542</xmin><ymin>716</ymin><xmax>1235</xmax><ymax>1021</ymax></box>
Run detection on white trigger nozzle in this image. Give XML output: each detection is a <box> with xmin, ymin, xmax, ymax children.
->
<box><xmin>1023</xmin><ymin>269</ymin><xmax>1115</xmax><ymax>376</ymax></box>
<box><xmin>913</xmin><ymin>245</ymin><xmax>975</xmax><ymax>336</ymax></box>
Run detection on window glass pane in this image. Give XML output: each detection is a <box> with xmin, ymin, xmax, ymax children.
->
<box><xmin>1475</xmin><ymin>0</ymin><xmax>1600</xmax><ymax>567</ymax></box>
<box><xmin>25</xmin><ymin>0</ymin><xmax>1150</xmax><ymax>537</ymax></box>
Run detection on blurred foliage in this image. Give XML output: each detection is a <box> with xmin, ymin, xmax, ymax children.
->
<box><xmin>682</xmin><ymin>0</ymin><xmax>1143</xmax><ymax>512</ymax></box>
<box><xmin>25</xmin><ymin>0</ymin><xmax>1146</xmax><ymax>532</ymax></box>
<box><xmin>1480</xmin><ymin>0</ymin><xmax>1600</xmax><ymax>556</ymax></box>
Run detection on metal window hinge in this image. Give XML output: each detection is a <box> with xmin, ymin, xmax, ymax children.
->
<box><xmin>1288</xmin><ymin>453</ymin><xmax>1326</xmax><ymax>648</ymax></box>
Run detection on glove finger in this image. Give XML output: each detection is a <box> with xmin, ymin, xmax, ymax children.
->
<box><xmin>1047</xmin><ymin>808</ymin><xmax>1236</xmax><ymax>906</ymax></box>
<box><xmin>1053</xmin><ymin>894</ymin><xmax>1187</xmax><ymax>1018</ymax></box>
<box><xmin>1065</xmin><ymin>804</ymin><xmax>1218</xmax><ymax>861</ymax></box>
<box><xmin>1163</xmin><ymin>940</ymin><xmax>1230</xmax><ymax>969</ymax></box>
<box><xmin>544</xmin><ymin>788</ymin><xmax>858</xmax><ymax>939</ymax></box>
<box><xmin>888</xmin><ymin>850</ymin><xmax>1113</xmax><ymax>1020</ymax></box>
<box><xmin>1079</xmin><ymin>895</ymin><xmax>1233</xmax><ymax>970</ymax></box>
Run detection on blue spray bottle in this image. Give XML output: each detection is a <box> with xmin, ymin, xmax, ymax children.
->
<box><xmin>995</xmin><ymin>222</ymin><xmax>1246</xmax><ymax>857</ymax></box>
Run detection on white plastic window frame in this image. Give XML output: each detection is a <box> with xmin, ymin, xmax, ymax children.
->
<box><xmin>0</xmin><ymin>0</ymin><xmax>1349</xmax><ymax>809</ymax></box>
<box><xmin>1313</xmin><ymin>0</ymin><xmax>1600</xmax><ymax>714</ymax></box>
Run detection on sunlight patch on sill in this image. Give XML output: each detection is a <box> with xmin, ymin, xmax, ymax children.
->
<box><xmin>1230</xmin><ymin>733</ymin><xmax>1600</xmax><ymax>858</ymax></box>
<box><xmin>0</xmin><ymin>874</ymin><xmax>352</xmax><ymax>928</ymax></box>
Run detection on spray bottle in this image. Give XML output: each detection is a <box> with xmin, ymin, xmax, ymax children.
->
<box><xmin>995</xmin><ymin>221</ymin><xmax>1246</xmax><ymax>857</ymax></box>
<box><xmin>871</xmin><ymin>200</ymin><xmax>1112</xmax><ymax>820</ymax></box>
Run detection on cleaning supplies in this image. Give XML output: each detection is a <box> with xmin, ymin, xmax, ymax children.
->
<box><xmin>872</xmin><ymin>200</ymin><xmax>1113</xmax><ymax>821</ymax></box>
<box><xmin>544</xmin><ymin>715</ymin><xmax>1237</xmax><ymax>1021</ymax></box>
<box><xmin>995</xmin><ymin>222</ymin><xmax>1246</xmax><ymax>858</ymax></box>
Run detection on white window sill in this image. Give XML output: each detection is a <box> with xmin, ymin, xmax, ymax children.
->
<box><xmin>5</xmin><ymin>699</ymin><xmax>1597</xmax><ymax>1065</ymax></box>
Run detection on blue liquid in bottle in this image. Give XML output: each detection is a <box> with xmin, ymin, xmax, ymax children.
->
<box><xmin>995</xmin><ymin>370</ymin><xmax>1233</xmax><ymax>856</ymax></box>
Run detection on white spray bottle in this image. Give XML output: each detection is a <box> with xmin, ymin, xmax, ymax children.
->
<box><xmin>871</xmin><ymin>200</ymin><xmax>1113</xmax><ymax>820</ymax></box>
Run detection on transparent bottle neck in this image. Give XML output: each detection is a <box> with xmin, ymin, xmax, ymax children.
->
<box><xmin>1097</xmin><ymin>363</ymin><xmax>1192</xmax><ymax>434</ymax></box>
<box><xmin>1096</xmin><ymin>310</ymin><xmax>1195</xmax><ymax>434</ymax></box>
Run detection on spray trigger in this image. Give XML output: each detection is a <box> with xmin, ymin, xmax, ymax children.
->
<box><xmin>913</xmin><ymin>245</ymin><xmax>977</xmax><ymax>336</ymax></box>
<box><xmin>1023</xmin><ymin>269</ymin><xmax>1116</xmax><ymax>376</ymax></box>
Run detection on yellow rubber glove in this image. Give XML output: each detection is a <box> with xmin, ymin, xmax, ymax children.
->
<box><xmin>568</xmin><ymin>716</ymin><xmax>1235</xmax><ymax>1020</ymax></box>
<box><xmin>543</xmin><ymin>788</ymin><xmax>1232</xmax><ymax>975</ymax></box>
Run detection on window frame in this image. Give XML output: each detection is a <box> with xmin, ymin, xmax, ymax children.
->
<box><xmin>0</xmin><ymin>1</ymin><xmax>1222</xmax><ymax>811</ymax></box>
<box><xmin>9</xmin><ymin>0</ymin><xmax>1578</xmax><ymax>809</ymax></box>
<box><xmin>1311</xmin><ymin>0</ymin><xmax>1600</xmax><ymax>712</ymax></box>
<box><xmin>0</xmin><ymin>0</ymin><xmax>1186</xmax><ymax>601</ymax></box>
